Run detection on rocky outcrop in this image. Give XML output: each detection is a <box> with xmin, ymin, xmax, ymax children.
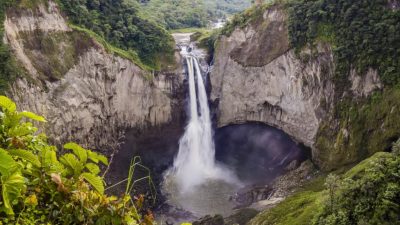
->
<box><xmin>211</xmin><ymin>5</ymin><xmax>382</xmax><ymax>169</ymax></box>
<box><xmin>229</xmin><ymin>5</ymin><xmax>290</xmax><ymax>67</ymax></box>
<box><xmin>211</xmin><ymin>6</ymin><xmax>335</xmax><ymax>148</ymax></box>
<box><xmin>350</xmin><ymin>68</ymin><xmax>382</xmax><ymax>97</ymax></box>
<box><xmin>4</xmin><ymin>1</ymin><xmax>183</xmax><ymax>151</ymax></box>
<box><xmin>4</xmin><ymin>1</ymin><xmax>72</xmax><ymax>79</ymax></box>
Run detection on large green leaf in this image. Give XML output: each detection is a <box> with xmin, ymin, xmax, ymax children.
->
<box><xmin>8</xmin><ymin>149</ymin><xmax>41</xmax><ymax>167</ymax></box>
<box><xmin>81</xmin><ymin>173</ymin><xmax>104</xmax><ymax>194</ymax></box>
<box><xmin>0</xmin><ymin>149</ymin><xmax>18</xmax><ymax>176</ymax></box>
<box><xmin>60</xmin><ymin>153</ymin><xmax>84</xmax><ymax>176</ymax></box>
<box><xmin>1</xmin><ymin>172</ymin><xmax>25</xmax><ymax>215</ymax></box>
<box><xmin>0</xmin><ymin>96</ymin><xmax>16</xmax><ymax>112</ymax></box>
<box><xmin>88</xmin><ymin>150</ymin><xmax>109</xmax><ymax>166</ymax></box>
<box><xmin>8</xmin><ymin>122</ymin><xmax>37</xmax><ymax>137</ymax></box>
<box><xmin>64</xmin><ymin>142</ymin><xmax>87</xmax><ymax>163</ymax></box>
<box><xmin>20</xmin><ymin>111</ymin><xmax>47</xmax><ymax>122</ymax></box>
<box><xmin>85</xmin><ymin>163</ymin><xmax>100</xmax><ymax>175</ymax></box>
<box><xmin>41</xmin><ymin>147</ymin><xmax>64</xmax><ymax>174</ymax></box>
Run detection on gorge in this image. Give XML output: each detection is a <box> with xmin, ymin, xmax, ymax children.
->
<box><xmin>0</xmin><ymin>0</ymin><xmax>399</xmax><ymax>224</ymax></box>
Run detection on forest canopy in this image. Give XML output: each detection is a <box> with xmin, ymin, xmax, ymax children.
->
<box><xmin>58</xmin><ymin>0</ymin><xmax>175</xmax><ymax>70</ymax></box>
<box><xmin>138</xmin><ymin>0</ymin><xmax>252</xmax><ymax>30</ymax></box>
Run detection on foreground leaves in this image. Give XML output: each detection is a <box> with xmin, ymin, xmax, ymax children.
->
<box><xmin>0</xmin><ymin>96</ymin><xmax>154</xmax><ymax>224</ymax></box>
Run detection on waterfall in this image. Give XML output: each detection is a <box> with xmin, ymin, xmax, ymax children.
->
<box><xmin>167</xmin><ymin>55</ymin><xmax>237</xmax><ymax>193</ymax></box>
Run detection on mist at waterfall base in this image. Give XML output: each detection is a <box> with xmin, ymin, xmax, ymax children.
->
<box><xmin>215</xmin><ymin>123</ymin><xmax>307</xmax><ymax>185</ymax></box>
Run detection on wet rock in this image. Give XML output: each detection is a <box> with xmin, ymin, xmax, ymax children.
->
<box><xmin>233</xmin><ymin>186</ymin><xmax>272</xmax><ymax>208</ymax></box>
<box><xmin>285</xmin><ymin>160</ymin><xmax>300</xmax><ymax>171</ymax></box>
<box><xmin>193</xmin><ymin>215</ymin><xmax>225</xmax><ymax>225</ymax></box>
<box><xmin>248</xmin><ymin>160</ymin><xmax>317</xmax><ymax>211</ymax></box>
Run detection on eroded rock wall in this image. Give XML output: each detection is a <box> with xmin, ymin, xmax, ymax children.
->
<box><xmin>4</xmin><ymin>1</ymin><xmax>183</xmax><ymax>152</ymax></box>
<box><xmin>211</xmin><ymin>6</ymin><xmax>382</xmax><ymax>169</ymax></box>
<box><xmin>211</xmin><ymin>6</ymin><xmax>335</xmax><ymax>148</ymax></box>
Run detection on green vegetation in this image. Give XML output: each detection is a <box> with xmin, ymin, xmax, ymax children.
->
<box><xmin>287</xmin><ymin>0</ymin><xmax>400</xmax><ymax>89</ymax></box>
<box><xmin>139</xmin><ymin>0</ymin><xmax>252</xmax><ymax>30</ymax></box>
<box><xmin>18</xmin><ymin>29</ymin><xmax>94</xmax><ymax>81</ymax></box>
<box><xmin>285</xmin><ymin>0</ymin><xmax>400</xmax><ymax>169</ymax></box>
<box><xmin>315</xmin><ymin>150</ymin><xmax>400</xmax><ymax>225</ymax></box>
<box><xmin>316</xmin><ymin>86</ymin><xmax>400</xmax><ymax>169</ymax></box>
<box><xmin>0</xmin><ymin>1</ymin><xmax>22</xmax><ymax>94</ymax></box>
<box><xmin>58</xmin><ymin>0</ymin><xmax>175</xmax><ymax>70</ymax></box>
<box><xmin>0</xmin><ymin>96</ymin><xmax>155</xmax><ymax>224</ymax></box>
<box><xmin>251</xmin><ymin>145</ymin><xmax>400</xmax><ymax>225</ymax></box>
<box><xmin>139</xmin><ymin>0</ymin><xmax>208</xmax><ymax>30</ymax></box>
<box><xmin>220</xmin><ymin>4</ymin><xmax>267</xmax><ymax>36</ymax></box>
<box><xmin>180</xmin><ymin>28</ymin><xmax>220</xmax><ymax>55</ymax></box>
<box><xmin>204</xmin><ymin>0</ymin><xmax>252</xmax><ymax>18</ymax></box>
<box><xmin>14</xmin><ymin>0</ymin><xmax>47</xmax><ymax>9</ymax></box>
<box><xmin>249</xmin><ymin>176</ymin><xmax>326</xmax><ymax>225</ymax></box>
<box><xmin>69</xmin><ymin>24</ymin><xmax>152</xmax><ymax>71</ymax></box>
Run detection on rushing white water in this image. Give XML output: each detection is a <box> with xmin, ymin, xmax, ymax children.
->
<box><xmin>165</xmin><ymin>53</ymin><xmax>238</xmax><ymax>193</ymax></box>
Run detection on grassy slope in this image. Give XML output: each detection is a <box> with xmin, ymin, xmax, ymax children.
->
<box><xmin>248</xmin><ymin>176</ymin><xmax>326</xmax><ymax>225</ymax></box>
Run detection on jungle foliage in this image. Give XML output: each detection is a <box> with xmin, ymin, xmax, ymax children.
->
<box><xmin>284</xmin><ymin>0</ymin><xmax>400</xmax><ymax>169</ymax></box>
<box><xmin>287</xmin><ymin>0</ymin><xmax>400</xmax><ymax>88</ymax></box>
<box><xmin>57</xmin><ymin>0</ymin><xmax>175</xmax><ymax>70</ymax></box>
<box><xmin>0</xmin><ymin>96</ymin><xmax>155</xmax><ymax>225</ymax></box>
<box><xmin>139</xmin><ymin>0</ymin><xmax>251</xmax><ymax>30</ymax></box>
<box><xmin>315</xmin><ymin>150</ymin><xmax>400</xmax><ymax>225</ymax></box>
<box><xmin>0</xmin><ymin>0</ymin><xmax>22</xmax><ymax>94</ymax></box>
<box><xmin>138</xmin><ymin>0</ymin><xmax>208</xmax><ymax>30</ymax></box>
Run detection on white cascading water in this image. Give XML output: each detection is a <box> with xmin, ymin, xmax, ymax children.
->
<box><xmin>166</xmin><ymin>53</ymin><xmax>237</xmax><ymax>193</ymax></box>
<box><xmin>159</xmin><ymin>38</ymin><xmax>242</xmax><ymax>219</ymax></box>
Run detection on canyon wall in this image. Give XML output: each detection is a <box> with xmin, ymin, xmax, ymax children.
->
<box><xmin>4</xmin><ymin>1</ymin><xmax>183</xmax><ymax>152</ymax></box>
<box><xmin>211</xmin><ymin>5</ymin><xmax>382</xmax><ymax>170</ymax></box>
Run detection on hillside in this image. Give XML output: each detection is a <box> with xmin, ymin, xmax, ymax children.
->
<box><xmin>58</xmin><ymin>0</ymin><xmax>175</xmax><ymax>70</ymax></box>
<box><xmin>139</xmin><ymin>0</ymin><xmax>252</xmax><ymax>29</ymax></box>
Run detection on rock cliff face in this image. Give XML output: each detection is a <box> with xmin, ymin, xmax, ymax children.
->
<box><xmin>4</xmin><ymin>1</ymin><xmax>183</xmax><ymax>151</ymax></box>
<box><xmin>211</xmin><ymin>6</ymin><xmax>382</xmax><ymax>169</ymax></box>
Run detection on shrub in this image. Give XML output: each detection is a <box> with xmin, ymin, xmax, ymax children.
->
<box><xmin>314</xmin><ymin>149</ymin><xmax>400</xmax><ymax>225</ymax></box>
<box><xmin>0</xmin><ymin>96</ymin><xmax>154</xmax><ymax>224</ymax></box>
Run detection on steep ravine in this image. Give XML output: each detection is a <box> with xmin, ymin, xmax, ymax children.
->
<box><xmin>211</xmin><ymin>6</ymin><xmax>383</xmax><ymax>170</ymax></box>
